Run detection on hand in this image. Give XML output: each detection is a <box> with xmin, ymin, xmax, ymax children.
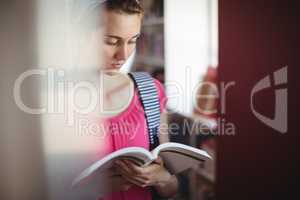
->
<box><xmin>116</xmin><ymin>178</ymin><xmax>134</xmax><ymax>191</ymax></box>
<box><xmin>113</xmin><ymin>156</ymin><xmax>172</xmax><ymax>188</ymax></box>
<box><xmin>108</xmin><ymin>168</ymin><xmax>134</xmax><ymax>192</ymax></box>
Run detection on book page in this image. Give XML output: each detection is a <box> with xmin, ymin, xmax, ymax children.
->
<box><xmin>152</xmin><ymin>143</ymin><xmax>212</xmax><ymax>174</ymax></box>
<box><xmin>72</xmin><ymin>147</ymin><xmax>154</xmax><ymax>188</ymax></box>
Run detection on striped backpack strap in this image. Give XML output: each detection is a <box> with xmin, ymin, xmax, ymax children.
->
<box><xmin>128</xmin><ymin>72</ymin><xmax>161</xmax><ymax>150</ymax></box>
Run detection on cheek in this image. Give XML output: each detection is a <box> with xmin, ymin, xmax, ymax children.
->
<box><xmin>127</xmin><ymin>45</ymin><xmax>136</xmax><ymax>57</ymax></box>
<box><xmin>102</xmin><ymin>45</ymin><xmax>115</xmax><ymax>62</ymax></box>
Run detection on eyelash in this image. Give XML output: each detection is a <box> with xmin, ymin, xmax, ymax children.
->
<box><xmin>105</xmin><ymin>41</ymin><xmax>118</xmax><ymax>46</ymax></box>
<box><xmin>128</xmin><ymin>40</ymin><xmax>137</xmax><ymax>44</ymax></box>
<box><xmin>105</xmin><ymin>40</ymin><xmax>137</xmax><ymax>46</ymax></box>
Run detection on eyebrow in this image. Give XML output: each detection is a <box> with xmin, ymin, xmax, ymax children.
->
<box><xmin>105</xmin><ymin>34</ymin><xmax>140</xmax><ymax>40</ymax></box>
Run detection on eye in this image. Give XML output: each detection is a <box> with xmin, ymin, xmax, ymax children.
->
<box><xmin>128</xmin><ymin>40</ymin><xmax>137</xmax><ymax>45</ymax></box>
<box><xmin>128</xmin><ymin>37</ymin><xmax>139</xmax><ymax>44</ymax></box>
<box><xmin>104</xmin><ymin>38</ymin><xmax>118</xmax><ymax>46</ymax></box>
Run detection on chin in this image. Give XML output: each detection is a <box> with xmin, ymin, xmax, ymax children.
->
<box><xmin>101</xmin><ymin>68</ymin><xmax>121</xmax><ymax>75</ymax></box>
<box><xmin>109</xmin><ymin>67</ymin><xmax>121</xmax><ymax>72</ymax></box>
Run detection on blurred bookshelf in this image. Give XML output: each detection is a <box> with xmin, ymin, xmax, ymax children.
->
<box><xmin>132</xmin><ymin>0</ymin><xmax>165</xmax><ymax>73</ymax></box>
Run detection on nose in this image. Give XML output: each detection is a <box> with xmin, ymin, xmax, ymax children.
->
<box><xmin>115</xmin><ymin>44</ymin><xmax>128</xmax><ymax>61</ymax></box>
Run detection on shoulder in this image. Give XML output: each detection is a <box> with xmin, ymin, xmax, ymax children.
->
<box><xmin>152</xmin><ymin>78</ymin><xmax>167</xmax><ymax>112</ymax></box>
<box><xmin>153</xmin><ymin>78</ymin><xmax>164</xmax><ymax>91</ymax></box>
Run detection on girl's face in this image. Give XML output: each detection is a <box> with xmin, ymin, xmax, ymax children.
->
<box><xmin>101</xmin><ymin>10</ymin><xmax>142</xmax><ymax>71</ymax></box>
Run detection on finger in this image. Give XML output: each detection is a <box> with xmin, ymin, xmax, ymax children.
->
<box><xmin>115</xmin><ymin>178</ymin><xmax>133</xmax><ymax>191</ymax></box>
<box><xmin>124</xmin><ymin>160</ymin><xmax>160</xmax><ymax>177</ymax></box>
<box><xmin>120</xmin><ymin>163</ymin><xmax>150</xmax><ymax>182</ymax></box>
<box><xmin>108</xmin><ymin>166</ymin><xmax>121</xmax><ymax>177</ymax></box>
<box><xmin>122</xmin><ymin>174</ymin><xmax>148</xmax><ymax>187</ymax></box>
<box><xmin>123</xmin><ymin>160</ymin><xmax>145</xmax><ymax>175</ymax></box>
<box><xmin>153</xmin><ymin>156</ymin><xmax>164</xmax><ymax>165</ymax></box>
<box><xmin>120</xmin><ymin>182</ymin><xmax>133</xmax><ymax>191</ymax></box>
<box><xmin>115</xmin><ymin>165</ymin><xmax>128</xmax><ymax>176</ymax></box>
<box><xmin>122</xmin><ymin>175</ymin><xmax>143</xmax><ymax>186</ymax></box>
<box><xmin>133</xmin><ymin>175</ymin><xmax>150</xmax><ymax>184</ymax></box>
<box><xmin>121</xmin><ymin>158</ymin><xmax>142</xmax><ymax>166</ymax></box>
<box><xmin>116</xmin><ymin>166</ymin><xmax>133</xmax><ymax>179</ymax></box>
<box><xmin>117</xmin><ymin>161</ymin><xmax>148</xmax><ymax>181</ymax></box>
<box><xmin>120</xmin><ymin>184</ymin><xmax>131</xmax><ymax>191</ymax></box>
<box><xmin>115</xmin><ymin>160</ymin><xmax>134</xmax><ymax>175</ymax></box>
<box><xmin>140</xmin><ymin>162</ymin><xmax>161</xmax><ymax>174</ymax></box>
<box><xmin>122</xmin><ymin>160</ymin><xmax>161</xmax><ymax>183</ymax></box>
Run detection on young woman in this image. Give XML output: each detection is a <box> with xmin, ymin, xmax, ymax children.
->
<box><xmin>86</xmin><ymin>0</ymin><xmax>179</xmax><ymax>199</ymax></box>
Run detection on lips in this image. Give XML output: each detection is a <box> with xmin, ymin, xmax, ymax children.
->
<box><xmin>111</xmin><ymin>62</ymin><xmax>124</xmax><ymax>69</ymax></box>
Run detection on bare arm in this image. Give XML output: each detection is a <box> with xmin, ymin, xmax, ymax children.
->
<box><xmin>154</xmin><ymin>112</ymin><xmax>179</xmax><ymax>198</ymax></box>
<box><xmin>153</xmin><ymin>166</ymin><xmax>179</xmax><ymax>198</ymax></box>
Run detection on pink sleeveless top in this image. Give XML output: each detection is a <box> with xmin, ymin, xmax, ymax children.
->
<box><xmin>98</xmin><ymin>79</ymin><xmax>167</xmax><ymax>200</ymax></box>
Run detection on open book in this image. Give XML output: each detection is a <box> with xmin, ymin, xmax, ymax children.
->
<box><xmin>71</xmin><ymin>142</ymin><xmax>212</xmax><ymax>197</ymax></box>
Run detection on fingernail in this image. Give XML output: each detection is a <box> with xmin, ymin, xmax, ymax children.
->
<box><xmin>123</xmin><ymin>160</ymin><xmax>129</xmax><ymax>164</ymax></box>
